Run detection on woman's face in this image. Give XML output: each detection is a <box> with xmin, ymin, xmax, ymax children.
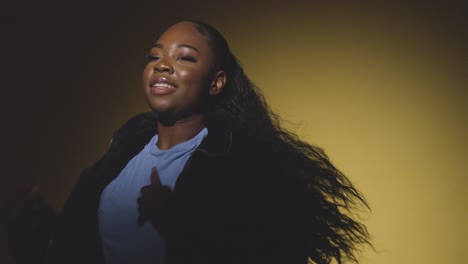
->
<box><xmin>142</xmin><ymin>22</ymin><xmax>223</xmax><ymax>119</ymax></box>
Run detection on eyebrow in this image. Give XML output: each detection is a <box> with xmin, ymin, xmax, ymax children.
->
<box><xmin>152</xmin><ymin>43</ymin><xmax>200</xmax><ymax>54</ymax></box>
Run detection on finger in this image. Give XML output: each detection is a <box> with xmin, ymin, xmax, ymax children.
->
<box><xmin>150</xmin><ymin>167</ymin><xmax>161</xmax><ymax>185</ymax></box>
<box><xmin>140</xmin><ymin>185</ymin><xmax>154</xmax><ymax>194</ymax></box>
<box><xmin>137</xmin><ymin>197</ymin><xmax>148</xmax><ymax>227</ymax></box>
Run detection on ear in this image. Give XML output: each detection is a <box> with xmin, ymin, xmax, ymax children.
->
<box><xmin>209</xmin><ymin>70</ymin><xmax>226</xmax><ymax>95</ymax></box>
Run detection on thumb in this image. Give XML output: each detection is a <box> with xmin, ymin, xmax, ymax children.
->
<box><xmin>150</xmin><ymin>167</ymin><xmax>161</xmax><ymax>185</ymax></box>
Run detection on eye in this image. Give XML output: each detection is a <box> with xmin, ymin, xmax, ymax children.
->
<box><xmin>178</xmin><ymin>56</ymin><xmax>197</xmax><ymax>62</ymax></box>
<box><xmin>145</xmin><ymin>54</ymin><xmax>160</xmax><ymax>61</ymax></box>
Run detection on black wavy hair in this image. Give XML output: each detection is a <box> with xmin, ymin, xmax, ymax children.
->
<box><xmin>190</xmin><ymin>20</ymin><xmax>371</xmax><ymax>264</ymax></box>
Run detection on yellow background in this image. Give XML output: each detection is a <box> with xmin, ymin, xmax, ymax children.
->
<box><xmin>2</xmin><ymin>1</ymin><xmax>466</xmax><ymax>263</ymax></box>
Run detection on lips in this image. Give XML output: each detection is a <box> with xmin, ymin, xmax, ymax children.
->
<box><xmin>149</xmin><ymin>77</ymin><xmax>176</xmax><ymax>95</ymax></box>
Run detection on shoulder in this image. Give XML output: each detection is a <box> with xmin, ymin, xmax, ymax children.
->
<box><xmin>112</xmin><ymin>112</ymin><xmax>157</xmax><ymax>139</ymax></box>
<box><xmin>105</xmin><ymin>112</ymin><xmax>158</xmax><ymax>155</ymax></box>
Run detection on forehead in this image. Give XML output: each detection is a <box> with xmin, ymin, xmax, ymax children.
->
<box><xmin>156</xmin><ymin>22</ymin><xmax>211</xmax><ymax>51</ymax></box>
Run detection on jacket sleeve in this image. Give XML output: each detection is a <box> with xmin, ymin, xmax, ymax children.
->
<box><xmin>46</xmin><ymin>161</ymin><xmax>106</xmax><ymax>264</ymax></box>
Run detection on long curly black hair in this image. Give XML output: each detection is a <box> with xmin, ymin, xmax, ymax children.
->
<box><xmin>191</xmin><ymin>20</ymin><xmax>371</xmax><ymax>264</ymax></box>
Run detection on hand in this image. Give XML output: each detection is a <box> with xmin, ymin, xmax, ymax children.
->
<box><xmin>137</xmin><ymin>168</ymin><xmax>172</xmax><ymax>232</ymax></box>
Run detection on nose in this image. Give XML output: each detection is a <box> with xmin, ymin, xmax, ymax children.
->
<box><xmin>153</xmin><ymin>58</ymin><xmax>174</xmax><ymax>74</ymax></box>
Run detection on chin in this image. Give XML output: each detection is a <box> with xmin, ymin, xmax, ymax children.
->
<box><xmin>144</xmin><ymin>96</ymin><xmax>170</xmax><ymax>112</ymax></box>
<box><xmin>148</xmin><ymin>105</ymin><xmax>173</xmax><ymax>116</ymax></box>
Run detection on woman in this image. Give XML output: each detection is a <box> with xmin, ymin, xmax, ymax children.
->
<box><xmin>11</xmin><ymin>21</ymin><xmax>370</xmax><ymax>264</ymax></box>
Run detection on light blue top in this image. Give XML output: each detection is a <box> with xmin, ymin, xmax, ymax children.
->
<box><xmin>98</xmin><ymin>128</ymin><xmax>208</xmax><ymax>264</ymax></box>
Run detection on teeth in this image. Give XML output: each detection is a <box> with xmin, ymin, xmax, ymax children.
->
<box><xmin>152</xmin><ymin>83</ymin><xmax>175</xmax><ymax>89</ymax></box>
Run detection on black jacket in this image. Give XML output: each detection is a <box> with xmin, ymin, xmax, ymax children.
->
<box><xmin>47</xmin><ymin>112</ymin><xmax>308</xmax><ymax>264</ymax></box>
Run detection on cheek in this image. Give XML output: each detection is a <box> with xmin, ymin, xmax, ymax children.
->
<box><xmin>142</xmin><ymin>65</ymin><xmax>152</xmax><ymax>84</ymax></box>
<box><xmin>177</xmin><ymin>69</ymin><xmax>194</xmax><ymax>82</ymax></box>
<box><xmin>178</xmin><ymin>67</ymin><xmax>212</xmax><ymax>89</ymax></box>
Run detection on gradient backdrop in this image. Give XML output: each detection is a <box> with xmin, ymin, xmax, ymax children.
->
<box><xmin>3</xmin><ymin>1</ymin><xmax>467</xmax><ymax>263</ymax></box>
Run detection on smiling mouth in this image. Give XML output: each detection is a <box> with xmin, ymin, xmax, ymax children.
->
<box><xmin>152</xmin><ymin>83</ymin><xmax>175</xmax><ymax>89</ymax></box>
<box><xmin>150</xmin><ymin>83</ymin><xmax>176</xmax><ymax>95</ymax></box>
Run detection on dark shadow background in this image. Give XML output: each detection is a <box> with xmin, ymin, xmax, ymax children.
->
<box><xmin>2</xmin><ymin>1</ymin><xmax>467</xmax><ymax>263</ymax></box>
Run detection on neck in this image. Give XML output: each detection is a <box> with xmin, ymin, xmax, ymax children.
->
<box><xmin>156</xmin><ymin>113</ymin><xmax>206</xmax><ymax>150</ymax></box>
